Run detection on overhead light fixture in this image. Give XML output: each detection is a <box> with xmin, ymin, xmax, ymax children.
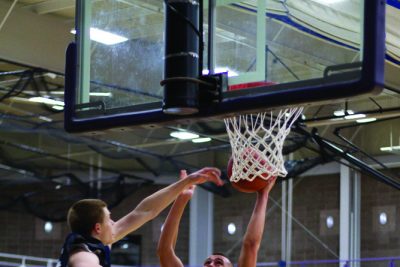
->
<box><xmin>38</xmin><ymin>116</ymin><xmax>53</xmax><ymax>122</ymax></box>
<box><xmin>71</xmin><ymin>28</ymin><xmax>128</xmax><ymax>45</ymax></box>
<box><xmin>51</xmin><ymin>105</ymin><xmax>64</xmax><ymax>111</ymax></box>
<box><xmin>380</xmin><ymin>146</ymin><xmax>400</xmax><ymax>152</ymax></box>
<box><xmin>45</xmin><ymin>72</ymin><xmax>57</xmax><ymax>79</ymax></box>
<box><xmin>29</xmin><ymin>96</ymin><xmax>64</xmax><ymax>106</ymax></box>
<box><xmin>88</xmin><ymin>92</ymin><xmax>113</xmax><ymax>97</ymax></box>
<box><xmin>344</xmin><ymin>113</ymin><xmax>366</xmax><ymax>120</ymax></box>
<box><xmin>192</xmin><ymin>137</ymin><xmax>212</xmax><ymax>143</ymax></box>
<box><xmin>312</xmin><ymin>0</ymin><xmax>346</xmax><ymax>4</ymax></box>
<box><xmin>305</xmin><ymin>108</ymin><xmax>400</xmax><ymax>127</ymax></box>
<box><xmin>334</xmin><ymin>109</ymin><xmax>354</xmax><ymax>117</ymax></box>
<box><xmin>356</xmin><ymin>117</ymin><xmax>376</xmax><ymax>123</ymax></box>
<box><xmin>202</xmin><ymin>67</ymin><xmax>238</xmax><ymax>77</ymax></box>
<box><xmin>170</xmin><ymin>131</ymin><xmax>199</xmax><ymax>140</ymax></box>
<box><xmin>51</xmin><ymin>91</ymin><xmax>112</xmax><ymax>97</ymax></box>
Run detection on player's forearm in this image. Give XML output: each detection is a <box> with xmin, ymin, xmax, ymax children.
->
<box><xmin>242</xmin><ymin>194</ymin><xmax>269</xmax><ymax>246</ymax></box>
<box><xmin>113</xmin><ymin>179</ymin><xmax>191</xmax><ymax>241</ymax></box>
<box><xmin>158</xmin><ymin>196</ymin><xmax>190</xmax><ymax>252</ymax></box>
<box><xmin>135</xmin><ymin>179</ymin><xmax>191</xmax><ymax>216</ymax></box>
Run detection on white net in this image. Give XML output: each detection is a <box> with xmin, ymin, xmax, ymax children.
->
<box><xmin>224</xmin><ymin>107</ymin><xmax>303</xmax><ymax>182</ymax></box>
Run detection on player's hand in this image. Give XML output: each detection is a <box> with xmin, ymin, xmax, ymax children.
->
<box><xmin>258</xmin><ymin>176</ymin><xmax>277</xmax><ymax>196</ymax></box>
<box><xmin>185</xmin><ymin>167</ymin><xmax>223</xmax><ymax>187</ymax></box>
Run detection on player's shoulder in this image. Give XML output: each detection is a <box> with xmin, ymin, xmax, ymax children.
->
<box><xmin>68</xmin><ymin>250</ymin><xmax>101</xmax><ymax>267</ymax></box>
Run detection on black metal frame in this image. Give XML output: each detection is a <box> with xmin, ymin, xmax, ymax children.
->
<box><xmin>64</xmin><ymin>0</ymin><xmax>386</xmax><ymax>133</ymax></box>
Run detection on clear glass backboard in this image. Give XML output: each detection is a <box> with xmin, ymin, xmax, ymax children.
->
<box><xmin>64</xmin><ymin>0</ymin><xmax>386</xmax><ymax>132</ymax></box>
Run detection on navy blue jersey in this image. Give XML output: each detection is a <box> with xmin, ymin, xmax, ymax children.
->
<box><xmin>57</xmin><ymin>233</ymin><xmax>111</xmax><ymax>267</ymax></box>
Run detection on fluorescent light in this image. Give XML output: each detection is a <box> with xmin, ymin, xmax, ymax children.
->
<box><xmin>71</xmin><ymin>28</ymin><xmax>128</xmax><ymax>45</ymax></box>
<box><xmin>356</xmin><ymin>117</ymin><xmax>376</xmax><ymax>123</ymax></box>
<box><xmin>170</xmin><ymin>131</ymin><xmax>199</xmax><ymax>140</ymax></box>
<box><xmin>45</xmin><ymin>72</ymin><xmax>57</xmax><ymax>79</ymax></box>
<box><xmin>202</xmin><ymin>67</ymin><xmax>239</xmax><ymax>77</ymax></box>
<box><xmin>51</xmin><ymin>91</ymin><xmax>112</xmax><ymax>97</ymax></box>
<box><xmin>334</xmin><ymin>109</ymin><xmax>354</xmax><ymax>116</ymax></box>
<box><xmin>344</xmin><ymin>114</ymin><xmax>366</xmax><ymax>120</ymax></box>
<box><xmin>313</xmin><ymin>0</ymin><xmax>346</xmax><ymax>4</ymax></box>
<box><xmin>51</xmin><ymin>105</ymin><xmax>64</xmax><ymax>111</ymax></box>
<box><xmin>192</xmin><ymin>137</ymin><xmax>212</xmax><ymax>143</ymax></box>
<box><xmin>38</xmin><ymin>116</ymin><xmax>53</xmax><ymax>122</ymax></box>
<box><xmin>29</xmin><ymin>97</ymin><xmax>64</xmax><ymax>106</ymax></box>
<box><xmin>380</xmin><ymin>146</ymin><xmax>400</xmax><ymax>152</ymax></box>
<box><xmin>89</xmin><ymin>92</ymin><xmax>113</xmax><ymax>97</ymax></box>
<box><xmin>330</xmin><ymin>117</ymin><xmax>344</xmax><ymax>122</ymax></box>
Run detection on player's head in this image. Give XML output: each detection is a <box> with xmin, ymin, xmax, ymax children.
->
<box><xmin>67</xmin><ymin>199</ymin><xmax>114</xmax><ymax>244</ymax></box>
<box><xmin>204</xmin><ymin>253</ymin><xmax>233</xmax><ymax>267</ymax></box>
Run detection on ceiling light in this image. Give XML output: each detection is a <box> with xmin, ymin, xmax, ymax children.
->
<box><xmin>192</xmin><ymin>137</ymin><xmax>212</xmax><ymax>143</ymax></box>
<box><xmin>29</xmin><ymin>96</ymin><xmax>64</xmax><ymax>106</ymax></box>
<box><xmin>45</xmin><ymin>72</ymin><xmax>57</xmax><ymax>79</ymax></box>
<box><xmin>313</xmin><ymin>0</ymin><xmax>346</xmax><ymax>4</ymax></box>
<box><xmin>356</xmin><ymin>117</ymin><xmax>377</xmax><ymax>123</ymax></box>
<box><xmin>170</xmin><ymin>131</ymin><xmax>199</xmax><ymax>140</ymax></box>
<box><xmin>51</xmin><ymin>91</ymin><xmax>113</xmax><ymax>97</ymax></box>
<box><xmin>344</xmin><ymin>114</ymin><xmax>366</xmax><ymax>120</ymax></box>
<box><xmin>71</xmin><ymin>28</ymin><xmax>128</xmax><ymax>45</ymax></box>
<box><xmin>38</xmin><ymin>116</ymin><xmax>53</xmax><ymax>122</ymax></box>
<box><xmin>333</xmin><ymin>109</ymin><xmax>354</xmax><ymax>117</ymax></box>
<box><xmin>202</xmin><ymin>67</ymin><xmax>238</xmax><ymax>77</ymax></box>
<box><xmin>51</xmin><ymin>105</ymin><xmax>64</xmax><ymax>111</ymax></box>
<box><xmin>380</xmin><ymin>146</ymin><xmax>400</xmax><ymax>152</ymax></box>
<box><xmin>89</xmin><ymin>92</ymin><xmax>113</xmax><ymax>97</ymax></box>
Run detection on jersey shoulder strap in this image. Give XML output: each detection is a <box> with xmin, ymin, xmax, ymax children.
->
<box><xmin>57</xmin><ymin>233</ymin><xmax>111</xmax><ymax>267</ymax></box>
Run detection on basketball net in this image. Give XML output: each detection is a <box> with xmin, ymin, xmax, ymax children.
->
<box><xmin>224</xmin><ymin>107</ymin><xmax>303</xmax><ymax>182</ymax></box>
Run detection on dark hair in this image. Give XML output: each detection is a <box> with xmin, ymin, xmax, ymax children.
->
<box><xmin>210</xmin><ymin>252</ymin><xmax>232</xmax><ymax>266</ymax></box>
<box><xmin>67</xmin><ymin>199</ymin><xmax>107</xmax><ymax>237</ymax></box>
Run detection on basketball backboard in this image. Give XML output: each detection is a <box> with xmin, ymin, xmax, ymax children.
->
<box><xmin>64</xmin><ymin>0</ymin><xmax>385</xmax><ymax>132</ymax></box>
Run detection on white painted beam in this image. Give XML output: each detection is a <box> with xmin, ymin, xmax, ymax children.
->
<box><xmin>0</xmin><ymin>0</ymin><xmax>74</xmax><ymax>72</ymax></box>
<box><xmin>24</xmin><ymin>0</ymin><xmax>75</xmax><ymax>15</ymax></box>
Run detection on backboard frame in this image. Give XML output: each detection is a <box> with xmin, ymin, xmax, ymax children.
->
<box><xmin>64</xmin><ymin>0</ymin><xmax>385</xmax><ymax>133</ymax></box>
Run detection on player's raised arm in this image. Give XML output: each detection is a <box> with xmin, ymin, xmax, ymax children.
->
<box><xmin>113</xmin><ymin>167</ymin><xmax>221</xmax><ymax>243</ymax></box>
<box><xmin>237</xmin><ymin>177</ymin><xmax>277</xmax><ymax>267</ymax></box>
<box><xmin>157</xmin><ymin>170</ymin><xmax>195</xmax><ymax>267</ymax></box>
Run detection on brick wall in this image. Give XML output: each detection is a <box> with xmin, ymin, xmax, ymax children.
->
<box><xmin>0</xmin><ymin>170</ymin><xmax>399</xmax><ymax>266</ymax></box>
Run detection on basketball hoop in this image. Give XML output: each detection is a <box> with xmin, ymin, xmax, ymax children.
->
<box><xmin>224</xmin><ymin>107</ymin><xmax>303</xmax><ymax>182</ymax></box>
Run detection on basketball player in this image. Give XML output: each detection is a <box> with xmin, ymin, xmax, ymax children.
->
<box><xmin>157</xmin><ymin>170</ymin><xmax>277</xmax><ymax>267</ymax></box>
<box><xmin>57</xmin><ymin>167</ymin><xmax>223</xmax><ymax>267</ymax></box>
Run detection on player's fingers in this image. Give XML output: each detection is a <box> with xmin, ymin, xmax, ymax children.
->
<box><xmin>180</xmin><ymin>169</ymin><xmax>187</xmax><ymax>180</ymax></box>
<box><xmin>205</xmin><ymin>171</ymin><xmax>224</xmax><ymax>186</ymax></box>
<box><xmin>200</xmin><ymin>167</ymin><xmax>221</xmax><ymax>177</ymax></box>
<box><xmin>195</xmin><ymin>173</ymin><xmax>223</xmax><ymax>186</ymax></box>
<box><xmin>266</xmin><ymin>176</ymin><xmax>277</xmax><ymax>190</ymax></box>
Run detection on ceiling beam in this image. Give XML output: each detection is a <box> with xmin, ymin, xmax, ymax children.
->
<box><xmin>24</xmin><ymin>0</ymin><xmax>75</xmax><ymax>15</ymax></box>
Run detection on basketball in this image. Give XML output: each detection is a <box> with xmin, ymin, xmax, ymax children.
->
<box><xmin>227</xmin><ymin>149</ymin><xmax>274</xmax><ymax>193</ymax></box>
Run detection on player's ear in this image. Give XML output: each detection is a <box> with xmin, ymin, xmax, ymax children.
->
<box><xmin>93</xmin><ymin>222</ymin><xmax>102</xmax><ymax>234</ymax></box>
